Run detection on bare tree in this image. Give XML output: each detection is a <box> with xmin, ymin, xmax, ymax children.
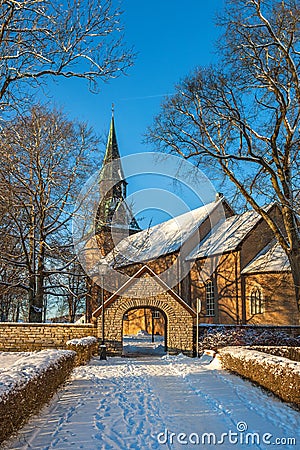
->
<box><xmin>147</xmin><ymin>0</ymin><xmax>300</xmax><ymax>308</ymax></box>
<box><xmin>0</xmin><ymin>105</ymin><xmax>99</xmax><ymax>322</ymax></box>
<box><xmin>47</xmin><ymin>255</ymin><xmax>87</xmax><ymax>323</ymax></box>
<box><xmin>0</xmin><ymin>0</ymin><xmax>134</xmax><ymax>112</ymax></box>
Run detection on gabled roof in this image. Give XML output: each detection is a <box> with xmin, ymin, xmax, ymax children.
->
<box><xmin>92</xmin><ymin>265</ymin><xmax>196</xmax><ymax>318</ymax></box>
<box><xmin>187</xmin><ymin>210</ymin><xmax>262</xmax><ymax>260</ymax></box>
<box><xmin>105</xmin><ymin>200</ymin><xmax>223</xmax><ymax>268</ymax></box>
<box><xmin>241</xmin><ymin>241</ymin><xmax>290</xmax><ymax>274</ymax></box>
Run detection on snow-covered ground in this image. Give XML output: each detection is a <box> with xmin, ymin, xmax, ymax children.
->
<box><xmin>123</xmin><ymin>332</ymin><xmax>166</xmax><ymax>356</ymax></box>
<box><xmin>3</xmin><ymin>353</ymin><xmax>300</xmax><ymax>450</ymax></box>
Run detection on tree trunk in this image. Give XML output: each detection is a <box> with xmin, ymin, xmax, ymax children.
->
<box><xmin>34</xmin><ymin>238</ymin><xmax>45</xmax><ymax>323</ymax></box>
<box><xmin>28</xmin><ymin>271</ymin><xmax>37</xmax><ymax>322</ymax></box>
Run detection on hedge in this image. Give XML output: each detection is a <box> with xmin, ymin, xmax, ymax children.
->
<box><xmin>0</xmin><ymin>349</ymin><xmax>76</xmax><ymax>444</ymax></box>
<box><xmin>66</xmin><ymin>336</ymin><xmax>98</xmax><ymax>366</ymax></box>
<box><xmin>218</xmin><ymin>346</ymin><xmax>300</xmax><ymax>407</ymax></box>
<box><xmin>250</xmin><ymin>346</ymin><xmax>300</xmax><ymax>362</ymax></box>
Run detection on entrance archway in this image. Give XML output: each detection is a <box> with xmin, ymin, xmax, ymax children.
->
<box><xmin>122</xmin><ymin>307</ymin><xmax>167</xmax><ymax>356</ymax></box>
<box><xmin>93</xmin><ymin>266</ymin><xmax>196</xmax><ymax>356</ymax></box>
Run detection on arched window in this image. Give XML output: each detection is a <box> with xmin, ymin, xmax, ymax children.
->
<box><xmin>250</xmin><ymin>287</ymin><xmax>265</xmax><ymax>315</ymax></box>
<box><xmin>205</xmin><ymin>279</ymin><xmax>215</xmax><ymax>317</ymax></box>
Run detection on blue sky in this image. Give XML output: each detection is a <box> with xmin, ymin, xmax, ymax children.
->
<box><xmin>42</xmin><ymin>1</ymin><xmax>225</xmax><ymax>226</ymax></box>
<box><xmin>44</xmin><ymin>1</ymin><xmax>223</xmax><ymax>152</ymax></box>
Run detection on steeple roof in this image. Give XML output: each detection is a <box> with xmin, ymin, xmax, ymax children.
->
<box><xmin>103</xmin><ymin>114</ymin><xmax>121</xmax><ymax>163</ymax></box>
<box><xmin>96</xmin><ymin>111</ymin><xmax>140</xmax><ymax>232</ymax></box>
<box><xmin>100</xmin><ymin>113</ymin><xmax>126</xmax><ymax>183</ymax></box>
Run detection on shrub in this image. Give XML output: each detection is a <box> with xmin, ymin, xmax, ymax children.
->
<box><xmin>219</xmin><ymin>347</ymin><xmax>300</xmax><ymax>407</ymax></box>
<box><xmin>199</xmin><ymin>327</ymin><xmax>300</xmax><ymax>352</ymax></box>
<box><xmin>0</xmin><ymin>350</ymin><xmax>76</xmax><ymax>444</ymax></box>
<box><xmin>66</xmin><ymin>336</ymin><xmax>98</xmax><ymax>366</ymax></box>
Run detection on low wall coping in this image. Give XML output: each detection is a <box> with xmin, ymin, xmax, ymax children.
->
<box><xmin>0</xmin><ymin>323</ymin><xmax>96</xmax><ymax>328</ymax></box>
<box><xmin>198</xmin><ymin>324</ymin><xmax>300</xmax><ymax>329</ymax></box>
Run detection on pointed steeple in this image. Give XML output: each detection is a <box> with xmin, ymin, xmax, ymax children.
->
<box><xmin>101</xmin><ymin>109</ymin><xmax>126</xmax><ymax>187</ymax></box>
<box><xmin>103</xmin><ymin>108</ymin><xmax>122</xmax><ymax>163</ymax></box>
<box><xmin>95</xmin><ymin>109</ymin><xmax>140</xmax><ymax>234</ymax></box>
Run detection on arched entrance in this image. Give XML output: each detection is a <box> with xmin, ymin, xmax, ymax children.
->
<box><xmin>122</xmin><ymin>307</ymin><xmax>167</xmax><ymax>356</ymax></box>
<box><xmin>92</xmin><ymin>266</ymin><xmax>196</xmax><ymax>357</ymax></box>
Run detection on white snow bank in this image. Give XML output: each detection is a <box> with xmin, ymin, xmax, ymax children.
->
<box><xmin>0</xmin><ymin>352</ymin><xmax>23</xmax><ymax>369</ymax></box>
<box><xmin>0</xmin><ymin>349</ymin><xmax>75</xmax><ymax>400</ymax></box>
<box><xmin>136</xmin><ymin>329</ymin><xmax>151</xmax><ymax>337</ymax></box>
<box><xmin>198</xmin><ymin>349</ymin><xmax>216</xmax><ymax>364</ymax></box>
<box><xmin>161</xmin><ymin>352</ymin><xmax>192</xmax><ymax>362</ymax></box>
<box><xmin>66</xmin><ymin>336</ymin><xmax>97</xmax><ymax>346</ymax></box>
<box><xmin>124</xmin><ymin>343</ymin><xmax>165</xmax><ymax>356</ymax></box>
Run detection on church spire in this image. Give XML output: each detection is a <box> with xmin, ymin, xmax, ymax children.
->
<box><xmin>102</xmin><ymin>108</ymin><xmax>123</xmax><ymax>167</ymax></box>
<box><xmin>96</xmin><ymin>109</ymin><xmax>140</xmax><ymax>234</ymax></box>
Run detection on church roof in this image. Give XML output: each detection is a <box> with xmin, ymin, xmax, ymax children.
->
<box><xmin>241</xmin><ymin>241</ymin><xmax>290</xmax><ymax>274</ymax></box>
<box><xmin>105</xmin><ymin>200</ymin><xmax>222</xmax><ymax>267</ymax></box>
<box><xmin>92</xmin><ymin>265</ymin><xmax>196</xmax><ymax>318</ymax></box>
<box><xmin>187</xmin><ymin>210</ymin><xmax>262</xmax><ymax>260</ymax></box>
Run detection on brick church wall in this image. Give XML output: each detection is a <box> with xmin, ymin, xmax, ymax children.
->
<box><xmin>240</xmin><ymin>208</ymin><xmax>281</xmax><ymax>270</ymax></box>
<box><xmin>190</xmin><ymin>252</ymin><xmax>242</xmax><ymax>324</ymax></box>
<box><xmin>244</xmin><ymin>272</ymin><xmax>299</xmax><ymax>325</ymax></box>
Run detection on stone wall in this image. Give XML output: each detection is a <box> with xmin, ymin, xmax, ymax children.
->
<box><xmin>0</xmin><ymin>323</ymin><xmax>97</xmax><ymax>352</ymax></box>
<box><xmin>240</xmin><ymin>211</ymin><xmax>279</xmax><ymax>270</ymax></box>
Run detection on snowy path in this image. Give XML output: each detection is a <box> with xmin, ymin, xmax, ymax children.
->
<box><xmin>3</xmin><ymin>355</ymin><xmax>300</xmax><ymax>450</ymax></box>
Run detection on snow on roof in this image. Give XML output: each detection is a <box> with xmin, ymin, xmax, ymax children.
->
<box><xmin>187</xmin><ymin>210</ymin><xmax>261</xmax><ymax>260</ymax></box>
<box><xmin>241</xmin><ymin>241</ymin><xmax>290</xmax><ymax>274</ymax></box>
<box><xmin>106</xmin><ymin>200</ymin><xmax>219</xmax><ymax>267</ymax></box>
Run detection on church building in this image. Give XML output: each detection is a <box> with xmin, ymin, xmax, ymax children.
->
<box><xmin>87</xmin><ymin>114</ymin><xmax>300</xmax><ymax>353</ymax></box>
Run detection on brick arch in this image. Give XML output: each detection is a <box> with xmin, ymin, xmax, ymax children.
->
<box><xmin>114</xmin><ymin>298</ymin><xmax>177</xmax><ymax>322</ymax></box>
<box><xmin>93</xmin><ymin>266</ymin><xmax>196</xmax><ymax>356</ymax></box>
